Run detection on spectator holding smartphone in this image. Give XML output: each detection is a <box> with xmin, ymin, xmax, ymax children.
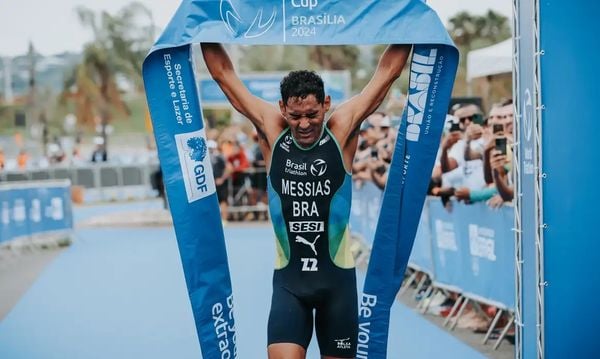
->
<box><xmin>352</xmin><ymin>113</ymin><xmax>387</xmax><ymax>186</ymax></box>
<box><xmin>439</xmin><ymin>115</ymin><xmax>466</xmax><ymax>196</ymax></box>
<box><xmin>485</xmin><ymin>99</ymin><xmax>515</xmax><ymax>207</ymax></box>
<box><xmin>455</xmin><ymin>102</ymin><xmax>513</xmax><ymax>205</ymax></box>
<box><xmin>453</xmin><ymin>123</ymin><xmax>487</xmax><ymax>203</ymax></box>
<box><xmin>489</xmin><ymin>100</ymin><xmax>514</xmax><ymax>204</ymax></box>
<box><xmin>369</xmin><ymin>137</ymin><xmax>395</xmax><ymax>190</ymax></box>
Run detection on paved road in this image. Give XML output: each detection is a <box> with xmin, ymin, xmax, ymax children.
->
<box><xmin>0</xmin><ymin>202</ymin><xmax>483</xmax><ymax>358</ymax></box>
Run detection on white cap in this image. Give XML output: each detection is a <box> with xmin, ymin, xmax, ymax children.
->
<box><xmin>207</xmin><ymin>140</ymin><xmax>218</xmax><ymax>149</ymax></box>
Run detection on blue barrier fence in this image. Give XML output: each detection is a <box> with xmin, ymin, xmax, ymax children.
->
<box><xmin>350</xmin><ymin>184</ymin><xmax>515</xmax><ymax>310</ymax></box>
<box><xmin>0</xmin><ymin>180</ymin><xmax>73</xmax><ymax>244</ymax></box>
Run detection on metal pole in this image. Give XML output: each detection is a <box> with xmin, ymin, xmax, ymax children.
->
<box><xmin>443</xmin><ymin>295</ymin><xmax>463</xmax><ymax>327</ymax></box>
<box><xmin>483</xmin><ymin>309</ymin><xmax>504</xmax><ymax>345</ymax></box>
<box><xmin>532</xmin><ymin>0</ymin><xmax>546</xmax><ymax>356</ymax></box>
<box><xmin>398</xmin><ymin>270</ymin><xmax>418</xmax><ymax>297</ymax></box>
<box><xmin>512</xmin><ymin>1</ymin><xmax>524</xmax><ymax>357</ymax></box>
<box><xmin>450</xmin><ymin>297</ymin><xmax>470</xmax><ymax>331</ymax></box>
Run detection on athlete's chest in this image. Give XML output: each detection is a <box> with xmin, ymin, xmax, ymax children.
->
<box><xmin>270</xmin><ymin>130</ymin><xmax>344</xmax><ymax>197</ymax></box>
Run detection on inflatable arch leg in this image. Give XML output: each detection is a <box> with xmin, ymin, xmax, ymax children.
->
<box><xmin>143</xmin><ymin>1</ymin><xmax>458</xmax><ymax>358</ymax></box>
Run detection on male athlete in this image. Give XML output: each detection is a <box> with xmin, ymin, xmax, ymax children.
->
<box><xmin>201</xmin><ymin>43</ymin><xmax>410</xmax><ymax>359</ymax></box>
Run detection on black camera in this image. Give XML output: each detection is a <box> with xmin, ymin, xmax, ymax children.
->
<box><xmin>370</xmin><ymin>148</ymin><xmax>379</xmax><ymax>159</ymax></box>
<box><xmin>493</xmin><ymin>124</ymin><xmax>504</xmax><ymax>134</ymax></box>
<box><xmin>449</xmin><ymin>122</ymin><xmax>461</xmax><ymax>132</ymax></box>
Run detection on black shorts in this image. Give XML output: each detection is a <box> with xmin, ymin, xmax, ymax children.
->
<box><xmin>216</xmin><ymin>184</ymin><xmax>228</xmax><ymax>203</ymax></box>
<box><xmin>267</xmin><ymin>270</ymin><xmax>358</xmax><ymax>357</ymax></box>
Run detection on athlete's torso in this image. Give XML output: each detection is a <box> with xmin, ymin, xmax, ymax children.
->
<box><xmin>267</xmin><ymin>127</ymin><xmax>355</xmax><ymax>293</ymax></box>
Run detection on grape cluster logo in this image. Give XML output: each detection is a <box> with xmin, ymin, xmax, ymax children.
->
<box><xmin>175</xmin><ymin>130</ymin><xmax>216</xmax><ymax>203</ymax></box>
<box><xmin>187</xmin><ymin>137</ymin><xmax>208</xmax><ymax>162</ymax></box>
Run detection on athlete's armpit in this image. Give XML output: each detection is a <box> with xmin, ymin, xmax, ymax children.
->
<box><xmin>328</xmin><ymin>44</ymin><xmax>411</xmax><ymax>147</ymax></box>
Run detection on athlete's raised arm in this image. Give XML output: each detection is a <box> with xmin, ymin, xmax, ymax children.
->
<box><xmin>329</xmin><ymin>44</ymin><xmax>411</xmax><ymax>147</ymax></box>
<box><xmin>200</xmin><ymin>43</ymin><xmax>284</xmax><ymax>141</ymax></box>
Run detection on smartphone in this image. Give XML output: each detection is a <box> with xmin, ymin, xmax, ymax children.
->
<box><xmin>493</xmin><ymin>124</ymin><xmax>504</xmax><ymax>134</ymax></box>
<box><xmin>370</xmin><ymin>148</ymin><xmax>379</xmax><ymax>158</ymax></box>
<box><xmin>358</xmin><ymin>139</ymin><xmax>368</xmax><ymax>151</ymax></box>
<box><xmin>449</xmin><ymin>122</ymin><xmax>461</xmax><ymax>132</ymax></box>
<box><xmin>495</xmin><ymin>137</ymin><xmax>507</xmax><ymax>155</ymax></box>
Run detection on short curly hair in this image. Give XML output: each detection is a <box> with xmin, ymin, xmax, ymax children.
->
<box><xmin>280</xmin><ymin>70</ymin><xmax>325</xmax><ymax>105</ymax></box>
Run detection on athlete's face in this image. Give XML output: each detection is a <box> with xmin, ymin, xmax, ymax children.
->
<box><xmin>280</xmin><ymin>94</ymin><xmax>331</xmax><ymax>147</ymax></box>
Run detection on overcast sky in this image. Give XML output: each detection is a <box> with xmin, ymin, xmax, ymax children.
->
<box><xmin>0</xmin><ymin>0</ymin><xmax>511</xmax><ymax>57</ymax></box>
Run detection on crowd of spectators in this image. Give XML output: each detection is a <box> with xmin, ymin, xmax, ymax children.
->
<box><xmin>350</xmin><ymin>99</ymin><xmax>516</xmax><ymax>341</ymax></box>
<box><xmin>428</xmin><ymin>99</ymin><xmax>515</xmax><ymax>340</ymax></box>
<box><xmin>429</xmin><ymin>99</ymin><xmax>514</xmax><ymax>209</ymax></box>
<box><xmin>352</xmin><ymin>111</ymin><xmax>396</xmax><ymax>191</ymax></box>
<box><xmin>205</xmin><ymin>127</ymin><xmax>268</xmax><ymax>223</ymax></box>
<box><xmin>349</xmin><ymin>98</ymin><xmax>515</xmax><ymax>211</ymax></box>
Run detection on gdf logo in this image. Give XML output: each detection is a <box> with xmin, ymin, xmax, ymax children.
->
<box><xmin>220</xmin><ymin>0</ymin><xmax>277</xmax><ymax>38</ymax></box>
<box><xmin>175</xmin><ymin>130</ymin><xmax>216</xmax><ymax>203</ymax></box>
<box><xmin>310</xmin><ymin>159</ymin><xmax>327</xmax><ymax>177</ymax></box>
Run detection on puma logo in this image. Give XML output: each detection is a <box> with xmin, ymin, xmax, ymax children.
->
<box><xmin>295</xmin><ymin>235</ymin><xmax>320</xmax><ymax>256</ymax></box>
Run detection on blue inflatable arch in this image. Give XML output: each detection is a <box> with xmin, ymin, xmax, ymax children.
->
<box><xmin>143</xmin><ymin>1</ymin><xmax>458</xmax><ymax>358</ymax></box>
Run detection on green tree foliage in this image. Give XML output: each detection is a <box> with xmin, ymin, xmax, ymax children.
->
<box><xmin>448</xmin><ymin>10</ymin><xmax>511</xmax><ymax>53</ymax></box>
<box><xmin>308</xmin><ymin>45</ymin><xmax>359</xmax><ymax>70</ymax></box>
<box><xmin>447</xmin><ymin>10</ymin><xmax>512</xmax><ymax>96</ymax></box>
<box><xmin>61</xmin><ymin>2</ymin><xmax>156</xmax><ymax>144</ymax></box>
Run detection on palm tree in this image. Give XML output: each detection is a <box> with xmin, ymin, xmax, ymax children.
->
<box><xmin>61</xmin><ymin>2</ymin><xmax>156</xmax><ymax>153</ymax></box>
<box><xmin>447</xmin><ymin>10</ymin><xmax>511</xmax><ymax>96</ymax></box>
<box><xmin>448</xmin><ymin>10</ymin><xmax>511</xmax><ymax>53</ymax></box>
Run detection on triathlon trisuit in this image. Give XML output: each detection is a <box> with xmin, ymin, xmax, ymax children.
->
<box><xmin>267</xmin><ymin>127</ymin><xmax>357</xmax><ymax>357</ymax></box>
